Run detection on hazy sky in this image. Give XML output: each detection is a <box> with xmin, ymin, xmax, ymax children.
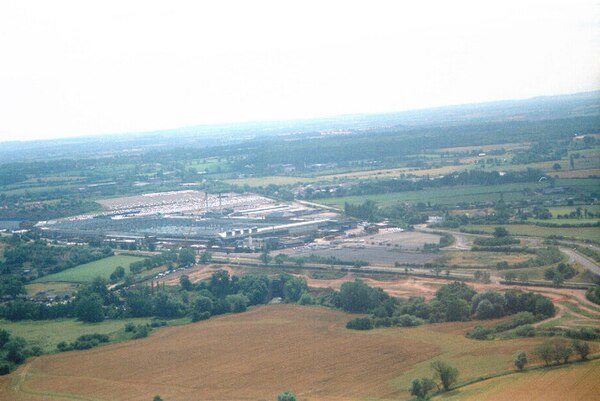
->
<box><xmin>1</xmin><ymin>0</ymin><xmax>599</xmax><ymax>142</ymax></box>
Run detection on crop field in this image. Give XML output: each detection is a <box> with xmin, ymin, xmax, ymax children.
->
<box><xmin>436</xmin><ymin>142</ymin><xmax>530</xmax><ymax>153</ymax></box>
<box><xmin>0</xmin><ymin>317</ymin><xmax>153</xmax><ymax>353</ymax></box>
<box><xmin>225</xmin><ymin>175</ymin><xmax>318</xmax><ymax>186</ymax></box>
<box><xmin>1</xmin><ymin>305</ymin><xmax>571</xmax><ymax>401</ymax></box>
<box><xmin>552</xmin><ymin>168</ymin><xmax>600</xmax><ymax>178</ymax></box>
<box><xmin>34</xmin><ymin>255</ymin><xmax>145</xmax><ymax>283</ymax></box>
<box><xmin>462</xmin><ymin>224</ymin><xmax>600</xmax><ymax>242</ymax></box>
<box><xmin>433</xmin><ymin>359</ymin><xmax>600</xmax><ymax>401</ymax></box>
<box><xmin>316</xmin><ymin>182</ymin><xmax>545</xmax><ymax>208</ymax></box>
<box><xmin>548</xmin><ymin>205</ymin><xmax>600</xmax><ymax>217</ymax></box>
<box><xmin>362</xmin><ymin>230</ymin><xmax>443</xmax><ymax>250</ymax></box>
<box><xmin>186</xmin><ymin>158</ymin><xmax>231</xmax><ymax>173</ymax></box>
<box><xmin>445</xmin><ymin>251</ymin><xmax>532</xmax><ymax>268</ymax></box>
<box><xmin>25</xmin><ymin>282</ymin><xmax>77</xmax><ymax>298</ymax></box>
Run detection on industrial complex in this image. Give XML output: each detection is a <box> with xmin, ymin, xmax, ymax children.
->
<box><xmin>36</xmin><ymin>190</ymin><xmax>349</xmax><ymax>251</ymax></box>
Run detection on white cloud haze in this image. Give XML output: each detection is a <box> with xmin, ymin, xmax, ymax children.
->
<box><xmin>0</xmin><ymin>0</ymin><xmax>599</xmax><ymax>141</ymax></box>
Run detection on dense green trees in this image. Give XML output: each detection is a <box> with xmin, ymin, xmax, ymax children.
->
<box><xmin>572</xmin><ymin>339</ymin><xmax>590</xmax><ymax>360</ymax></box>
<box><xmin>75</xmin><ymin>294</ymin><xmax>105</xmax><ymax>323</ymax></box>
<box><xmin>337</xmin><ymin>279</ymin><xmax>389</xmax><ymax>313</ymax></box>
<box><xmin>178</xmin><ymin>248</ymin><xmax>196</xmax><ymax>267</ymax></box>
<box><xmin>1</xmin><ymin>237</ymin><xmax>112</xmax><ymax>279</ymax></box>
<box><xmin>129</xmin><ymin>251</ymin><xmax>178</xmax><ymax>274</ymax></box>
<box><xmin>0</xmin><ymin>275</ymin><xmax>25</xmax><ymax>298</ymax></box>
<box><xmin>544</xmin><ymin>263</ymin><xmax>576</xmax><ymax>284</ymax></box>
<box><xmin>342</xmin><ymin>281</ymin><xmax>556</xmax><ymax>331</ymax></box>
<box><xmin>586</xmin><ymin>286</ymin><xmax>600</xmax><ymax>305</ymax></box>
<box><xmin>535</xmin><ymin>340</ymin><xmax>572</xmax><ymax>366</ymax></box>
<box><xmin>283</xmin><ymin>276</ymin><xmax>308</xmax><ymax>303</ymax></box>
<box><xmin>109</xmin><ymin>265</ymin><xmax>125</xmax><ymax>282</ymax></box>
<box><xmin>0</xmin><ymin>329</ymin><xmax>32</xmax><ymax>374</ymax></box>
<box><xmin>192</xmin><ymin>296</ymin><xmax>213</xmax><ymax>321</ymax></box>
<box><xmin>344</xmin><ymin>200</ymin><xmax>379</xmax><ymax>222</ymax></box>
<box><xmin>471</xmin><ymin>291</ymin><xmax>506</xmax><ymax>319</ymax></box>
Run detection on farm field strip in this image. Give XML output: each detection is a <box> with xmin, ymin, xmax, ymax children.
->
<box><xmin>462</xmin><ymin>224</ymin><xmax>600</xmax><ymax>242</ymax></box>
<box><xmin>33</xmin><ymin>255</ymin><xmax>145</xmax><ymax>283</ymax></box>
<box><xmin>315</xmin><ymin>182</ymin><xmax>545</xmax><ymax>208</ymax></box>
<box><xmin>0</xmin><ymin>317</ymin><xmax>154</xmax><ymax>353</ymax></box>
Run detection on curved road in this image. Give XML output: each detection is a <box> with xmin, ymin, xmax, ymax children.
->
<box><xmin>560</xmin><ymin>247</ymin><xmax>600</xmax><ymax>276</ymax></box>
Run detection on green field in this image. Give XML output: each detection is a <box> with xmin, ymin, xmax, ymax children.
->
<box><xmin>432</xmin><ymin>358</ymin><xmax>600</xmax><ymax>401</ymax></box>
<box><xmin>462</xmin><ymin>224</ymin><xmax>600</xmax><ymax>242</ymax></box>
<box><xmin>0</xmin><ymin>318</ymin><xmax>154</xmax><ymax>353</ymax></box>
<box><xmin>548</xmin><ymin>204</ymin><xmax>600</xmax><ymax>216</ymax></box>
<box><xmin>315</xmin><ymin>183</ymin><xmax>546</xmax><ymax>208</ymax></box>
<box><xmin>25</xmin><ymin>282</ymin><xmax>77</xmax><ymax>297</ymax></box>
<box><xmin>186</xmin><ymin>158</ymin><xmax>232</xmax><ymax>173</ymax></box>
<box><xmin>34</xmin><ymin>255</ymin><xmax>145</xmax><ymax>283</ymax></box>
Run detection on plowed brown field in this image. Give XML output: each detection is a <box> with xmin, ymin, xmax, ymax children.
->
<box><xmin>2</xmin><ymin>305</ymin><xmax>595</xmax><ymax>401</ymax></box>
<box><xmin>3</xmin><ymin>306</ymin><xmax>440</xmax><ymax>401</ymax></box>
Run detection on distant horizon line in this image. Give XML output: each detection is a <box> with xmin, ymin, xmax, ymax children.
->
<box><xmin>2</xmin><ymin>89</ymin><xmax>599</xmax><ymax>145</ymax></box>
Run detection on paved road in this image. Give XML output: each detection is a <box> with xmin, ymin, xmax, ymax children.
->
<box><xmin>560</xmin><ymin>247</ymin><xmax>600</xmax><ymax>276</ymax></box>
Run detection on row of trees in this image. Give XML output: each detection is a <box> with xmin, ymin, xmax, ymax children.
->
<box><xmin>409</xmin><ymin>339</ymin><xmax>592</xmax><ymax>399</ymax></box>
<box><xmin>343</xmin><ymin>281</ymin><xmax>555</xmax><ymax>330</ymax></box>
<box><xmin>534</xmin><ymin>338</ymin><xmax>590</xmax><ymax>366</ymax></box>
<box><xmin>410</xmin><ymin>360</ymin><xmax>459</xmax><ymax>400</ymax></box>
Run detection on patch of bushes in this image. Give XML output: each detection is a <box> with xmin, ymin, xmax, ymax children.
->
<box><xmin>585</xmin><ymin>286</ymin><xmax>600</xmax><ymax>305</ymax></box>
<box><xmin>473</xmin><ymin>236</ymin><xmax>520</xmax><ymax>246</ymax></box>
<box><xmin>564</xmin><ymin>327</ymin><xmax>600</xmax><ymax>341</ymax></box>
<box><xmin>466</xmin><ymin>325</ymin><xmax>494</xmax><ymax>340</ymax></box>
<box><xmin>132</xmin><ymin>324</ymin><xmax>150</xmax><ymax>339</ymax></box>
<box><xmin>346</xmin><ymin>317</ymin><xmax>373</xmax><ymax>330</ymax></box>
<box><xmin>57</xmin><ymin>333</ymin><xmax>110</xmax><ymax>352</ymax></box>
<box><xmin>544</xmin><ymin>263</ymin><xmax>577</xmax><ymax>281</ymax></box>
<box><xmin>493</xmin><ymin>312</ymin><xmax>539</xmax><ymax>332</ymax></box>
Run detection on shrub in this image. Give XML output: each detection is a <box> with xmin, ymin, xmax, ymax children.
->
<box><xmin>494</xmin><ymin>312</ymin><xmax>538</xmax><ymax>332</ymax></box>
<box><xmin>466</xmin><ymin>326</ymin><xmax>494</xmax><ymax>340</ymax></box>
<box><xmin>277</xmin><ymin>391</ymin><xmax>298</xmax><ymax>401</ymax></box>
<box><xmin>346</xmin><ymin>317</ymin><xmax>373</xmax><ymax>330</ymax></box>
<box><xmin>564</xmin><ymin>327</ymin><xmax>599</xmax><ymax>341</ymax></box>
<box><xmin>298</xmin><ymin>293</ymin><xmax>315</xmax><ymax>305</ymax></box>
<box><xmin>514</xmin><ymin>324</ymin><xmax>536</xmax><ymax>337</ymax></box>
<box><xmin>225</xmin><ymin>294</ymin><xmax>249</xmax><ymax>313</ymax></box>
<box><xmin>514</xmin><ymin>351</ymin><xmax>528</xmax><ymax>371</ymax></box>
<box><xmin>56</xmin><ymin>341</ymin><xmax>73</xmax><ymax>352</ymax></box>
<box><xmin>192</xmin><ymin>311</ymin><xmax>211</xmax><ymax>322</ymax></box>
<box><xmin>124</xmin><ymin>322</ymin><xmax>136</xmax><ymax>332</ymax></box>
<box><xmin>410</xmin><ymin>377</ymin><xmax>436</xmax><ymax>400</ymax></box>
<box><xmin>0</xmin><ymin>362</ymin><xmax>12</xmax><ymax>376</ymax></box>
<box><xmin>396</xmin><ymin>314</ymin><xmax>424</xmax><ymax>327</ymax></box>
<box><xmin>586</xmin><ymin>286</ymin><xmax>600</xmax><ymax>305</ymax></box>
<box><xmin>133</xmin><ymin>324</ymin><xmax>150</xmax><ymax>339</ymax></box>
